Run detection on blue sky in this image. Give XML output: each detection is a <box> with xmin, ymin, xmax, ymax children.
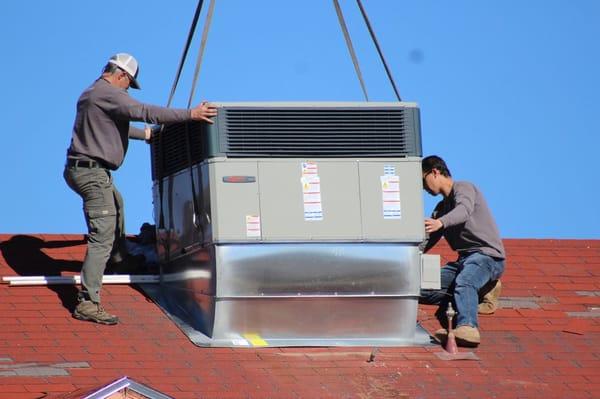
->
<box><xmin>0</xmin><ymin>1</ymin><xmax>597</xmax><ymax>239</ymax></box>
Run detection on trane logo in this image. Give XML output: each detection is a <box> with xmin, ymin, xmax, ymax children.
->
<box><xmin>222</xmin><ymin>176</ymin><xmax>256</xmax><ymax>183</ymax></box>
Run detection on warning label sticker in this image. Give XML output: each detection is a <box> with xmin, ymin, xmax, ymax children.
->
<box><xmin>302</xmin><ymin>175</ymin><xmax>323</xmax><ymax>221</ymax></box>
<box><xmin>301</xmin><ymin>162</ymin><xmax>323</xmax><ymax>221</ymax></box>
<box><xmin>301</xmin><ymin>161</ymin><xmax>319</xmax><ymax>177</ymax></box>
<box><xmin>381</xmin><ymin>175</ymin><xmax>401</xmax><ymax>219</ymax></box>
<box><xmin>246</xmin><ymin>215</ymin><xmax>261</xmax><ymax>238</ymax></box>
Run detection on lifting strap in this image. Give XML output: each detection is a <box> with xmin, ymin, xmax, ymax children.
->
<box><xmin>332</xmin><ymin>0</ymin><xmax>369</xmax><ymax>101</ymax></box>
<box><xmin>184</xmin><ymin>0</ymin><xmax>216</xmax><ymax>232</ymax></box>
<box><xmin>187</xmin><ymin>0</ymin><xmax>216</xmax><ymax>109</ymax></box>
<box><xmin>167</xmin><ymin>0</ymin><xmax>205</xmax><ymax>108</ymax></box>
<box><xmin>156</xmin><ymin>0</ymin><xmax>402</xmax><ymax>256</ymax></box>
<box><xmin>156</xmin><ymin>0</ymin><xmax>206</xmax><ymax>261</ymax></box>
<box><xmin>355</xmin><ymin>0</ymin><xmax>402</xmax><ymax>101</ymax></box>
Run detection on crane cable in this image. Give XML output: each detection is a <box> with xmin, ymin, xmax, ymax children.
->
<box><xmin>355</xmin><ymin>0</ymin><xmax>402</xmax><ymax>101</ymax></box>
<box><xmin>332</xmin><ymin>0</ymin><xmax>369</xmax><ymax>101</ymax></box>
<box><xmin>157</xmin><ymin>0</ymin><xmax>402</xmax><ymax>259</ymax></box>
<box><xmin>183</xmin><ymin>0</ymin><xmax>216</xmax><ymax>234</ymax></box>
<box><xmin>156</xmin><ymin>0</ymin><xmax>207</xmax><ymax>263</ymax></box>
<box><xmin>333</xmin><ymin>0</ymin><xmax>402</xmax><ymax>102</ymax></box>
<box><xmin>187</xmin><ymin>0</ymin><xmax>216</xmax><ymax>110</ymax></box>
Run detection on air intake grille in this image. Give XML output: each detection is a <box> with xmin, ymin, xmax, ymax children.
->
<box><xmin>222</xmin><ymin>108</ymin><xmax>419</xmax><ymax>157</ymax></box>
<box><xmin>151</xmin><ymin>122</ymin><xmax>205</xmax><ymax>180</ymax></box>
<box><xmin>151</xmin><ymin>105</ymin><xmax>421</xmax><ymax>180</ymax></box>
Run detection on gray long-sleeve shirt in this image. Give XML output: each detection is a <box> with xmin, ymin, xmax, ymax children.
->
<box><xmin>422</xmin><ymin>181</ymin><xmax>505</xmax><ymax>259</ymax></box>
<box><xmin>67</xmin><ymin>78</ymin><xmax>192</xmax><ymax>170</ymax></box>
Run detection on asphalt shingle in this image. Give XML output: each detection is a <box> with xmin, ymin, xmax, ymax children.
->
<box><xmin>0</xmin><ymin>234</ymin><xmax>598</xmax><ymax>398</ymax></box>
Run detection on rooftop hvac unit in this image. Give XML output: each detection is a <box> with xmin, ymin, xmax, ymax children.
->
<box><xmin>145</xmin><ymin>102</ymin><xmax>439</xmax><ymax>347</ymax></box>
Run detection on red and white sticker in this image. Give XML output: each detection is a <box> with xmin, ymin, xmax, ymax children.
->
<box><xmin>302</xmin><ymin>176</ymin><xmax>323</xmax><ymax>221</ymax></box>
<box><xmin>381</xmin><ymin>175</ymin><xmax>401</xmax><ymax>219</ymax></box>
<box><xmin>246</xmin><ymin>215</ymin><xmax>261</xmax><ymax>238</ymax></box>
<box><xmin>301</xmin><ymin>161</ymin><xmax>319</xmax><ymax>177</ymax></box>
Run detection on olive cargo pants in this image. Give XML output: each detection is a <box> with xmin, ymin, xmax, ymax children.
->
<box><xmin>64</xmin><ymin>164</ymin><xmax>127</xmax><ymax>303</ymax></box>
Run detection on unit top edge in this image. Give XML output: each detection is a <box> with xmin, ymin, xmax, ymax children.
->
<box><xmin>209</xmin><ymin>101</ymin><xmax>419</xmax><ymax>108</ymax></box>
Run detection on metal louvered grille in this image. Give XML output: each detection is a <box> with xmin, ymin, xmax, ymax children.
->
<box><xmin>151</xmin><ymin>122</ymin><xmax>205</xmax><ymax>180</ymax></box>
<box><xmin>151</xmin><ymin>105</ymin><xmax>421</xmax><ymax>180</ymax></box>
<box><xmin>222</xmin><ymin>108</ymin><xmax>419</xmax><ymax>157</ymax></box>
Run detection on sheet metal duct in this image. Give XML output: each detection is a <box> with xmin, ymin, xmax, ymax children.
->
<box><xmin>144</xmin><ymin>102</ymin><xmax>439</xmax><ymax>347</ymax></box>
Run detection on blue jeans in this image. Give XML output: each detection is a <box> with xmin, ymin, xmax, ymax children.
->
<box><xmin>420</xmin><ymin>252</ymin><xmax>504</xmax><ymax>328</ymax></box>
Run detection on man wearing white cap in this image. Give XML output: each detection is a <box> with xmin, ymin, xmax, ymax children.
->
<box><xmin>64</xmin><ymin>53</ymin><xmax>217</xmax><ymax>325</ymax></box>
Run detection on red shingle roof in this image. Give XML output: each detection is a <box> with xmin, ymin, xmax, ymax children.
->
<box><xmin>0</xmin><ymin>234</ymin><xmax>599</xmax><ymax>398</ymax></box>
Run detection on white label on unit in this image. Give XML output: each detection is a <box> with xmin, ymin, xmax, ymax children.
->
<box><xmin>302</xmin><ymin>175</ymin><xmax>323</xmax><ymax>221</ymax></box>
<box><xmin>384</xmin><ymin>165</ymin><xmax>396</xmax><ymax>176</ymax></box>
<box><xmin>245</xmin><ymin>215</ymin><xmax>261</xmax><ymax>238</ymax></box>
<box><xmin>301</xmin><ymin>161</ymin><xmax>319</xmax><ymax>177</ymax></box>
<box><xmin>380</xmin><ymin>175</ymin><xmax>401</xmax><ymax>219</ymax></box>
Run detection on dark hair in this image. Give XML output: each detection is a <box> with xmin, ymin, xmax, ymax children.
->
<box><xmin>422</xmin><ymin>155</ymin><xmax>451</xmax><ymax>177</ymax></box>
<box><xmin>102</xmin><ymin>62</ymin><xmax>120</xmax><ymax>74</ymax></box>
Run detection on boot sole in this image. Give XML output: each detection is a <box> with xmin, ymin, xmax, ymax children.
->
<box><xmin>454</xmin><ymin>336</ymin><xmax>480</xmax><ymax>347</ymax></box>
<box><xmin>73</xmin><ymin>311</ymin><xmax>118</xmax><ymax>325</ymax></box>
<box><xmin>478</xmin><ymin>304</ymin><xmax>498</xmax><ymax>315</ymax></box>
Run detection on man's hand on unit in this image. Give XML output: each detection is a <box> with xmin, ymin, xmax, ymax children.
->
<box><xmin>424</xmin><ymin>218</ymin><xmax>443</xmax><ymax>233</ymax></box>
<box><xmin>144</xmin><ymin>124</ymin><xmax>152</xmax><ymax>141</ymax></box>
<box><xmin>191</xmin><ymin>101</ymin><xmax>218</xmax><ymax>123</ymax></box>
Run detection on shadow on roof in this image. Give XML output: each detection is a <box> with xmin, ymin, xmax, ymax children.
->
<box><xmin>0</xmin><ymin>234</ymin><xmax>85</xmax><ymax>312</ymax></box>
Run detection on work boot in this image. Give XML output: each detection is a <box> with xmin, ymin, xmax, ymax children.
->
<box><xmin>73</xmin><ymin>300</ymin><xmax>119</xmax><ymax>325</ymax></box>
<box><xmin>478</xmin><ymin>280</ymin><xmax>502</xmax><ymax>314</ymax></box>
<box><xmin>433</xmin><ymin>326</ymin><xmax>481</xmax><ymax>347</ymax></box>
<box><xmin>453</xmin><ymin>325</ymin><xmax>480</xmax><ymax>347</ymax></box>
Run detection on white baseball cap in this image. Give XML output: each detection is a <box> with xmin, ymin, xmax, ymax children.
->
<box><xmin>108</xmin><ymin>53</ymin><xmax>140</xmax><ymax>89</ymax></box>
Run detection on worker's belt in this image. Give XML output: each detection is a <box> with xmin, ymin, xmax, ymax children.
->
<box><xmin>67</xmin><ymin>159</ymin><xmax>106</xmax><ymax>169</ymax></box>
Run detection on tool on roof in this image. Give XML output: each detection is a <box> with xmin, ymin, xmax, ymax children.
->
<box><xmin>444</xmin><ymin>302</ymin><xmax>459</xmax><ymax>354</ymax></box>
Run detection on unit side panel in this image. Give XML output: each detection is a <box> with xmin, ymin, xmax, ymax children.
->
<box><xmin>153</xmin><ymin>169</ymin><xmax>204</xmax><ymax>259</ymax></box>
<box><xmin>215</xmin><ymin>244</ymin><xmax>421</xmax><ymax>297</ymax></box>
<box><xmin>213</xmin><ymin>297</ymin><xmax>418</xmax><ymax>342</ymax></box>
<box><xmin>258</xmin><ymin>160</ymin><xmax>362</xmax><ymax>240</ymax></box>
<box><xmin>210</xmin><ymin>161</ymin><xmax>260</xmax><ymax>241</ymax></box>
<box><xmin>359</xmin><ymin>161</ymin><xmax>425</xmax><ymax>241</ymax></box>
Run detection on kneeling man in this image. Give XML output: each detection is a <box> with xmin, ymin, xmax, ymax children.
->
<box><xmin>420</xmin><ymin>155</ymin><xmax>504</xmax><ymax>347</ymax></box>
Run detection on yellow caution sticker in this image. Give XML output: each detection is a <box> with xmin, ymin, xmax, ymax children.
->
<box><xmin>243</xmin><ymin>333</ymin><xmax>268</xmax><ymax>347</ymax></box>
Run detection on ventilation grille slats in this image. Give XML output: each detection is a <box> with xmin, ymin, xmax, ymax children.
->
<box><xmin>151</xmin><ymin>122</ymin><xmax>205</xmax><ymax>180</ymax></box>
<box><xmin>151</xmin><ymin>105</ymin><xmax>421</xmax><ymax>180</ymax></box>
<box><xmin>222</xmin><ymin>108</ymin><xmax>416</xmax><ymax>157</ymax></box>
